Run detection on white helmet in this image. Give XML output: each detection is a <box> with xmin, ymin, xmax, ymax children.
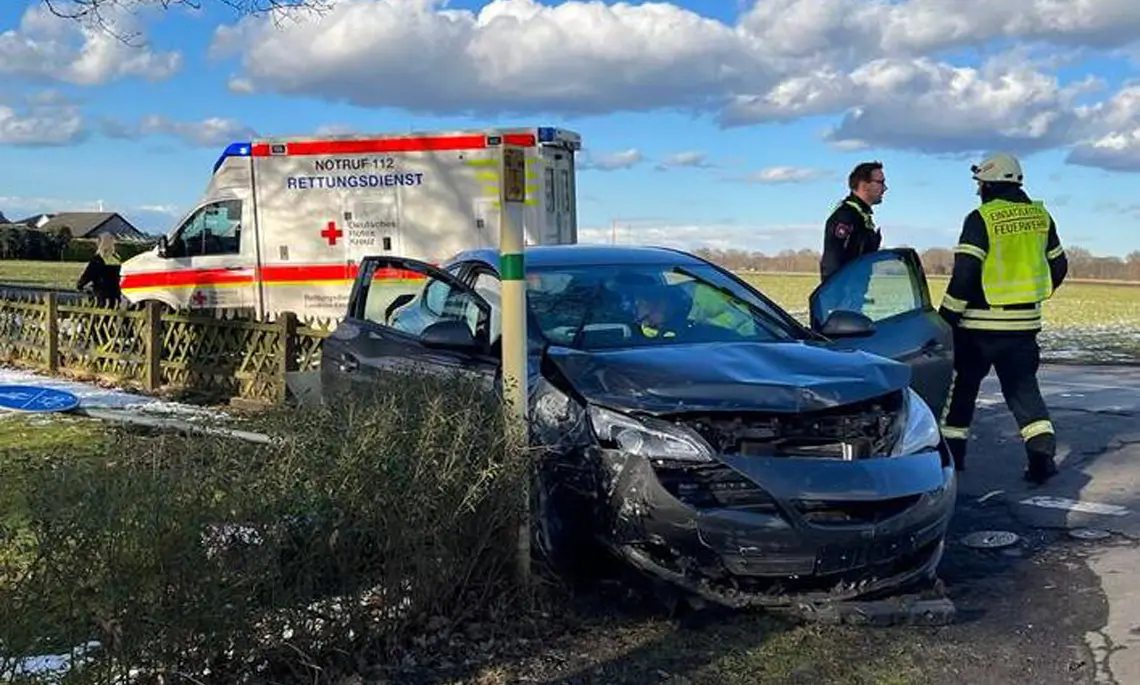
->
<box><xmin>971</xmin><ymin>153</ymin><xmax>1023</xmax><ymax>184</ymax></box>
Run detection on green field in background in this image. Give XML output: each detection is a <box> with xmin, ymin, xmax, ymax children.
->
<box><xmin>0</xmin><ymin>261</ymin><xmax>84</xmax><ymax>290</ymax></box>
<box><xmin>1</xmin><ymin>260</ymin><xmax>1137</xmax><ymax>362</ymax></box>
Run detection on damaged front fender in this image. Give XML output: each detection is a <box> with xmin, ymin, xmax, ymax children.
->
<box><xmin>592</xmin><ymin>445</ymin><xmax>956</xmax><ymax>609</ymax></box>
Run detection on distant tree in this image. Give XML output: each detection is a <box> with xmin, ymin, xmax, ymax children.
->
<box><xmin>42</xmin><ymin>0</ymin><xmax>333</xmax><ymax>40</ymax></box>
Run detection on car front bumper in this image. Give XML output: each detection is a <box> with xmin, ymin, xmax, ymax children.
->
<box><xmin>593</xmin><ymin>446</ymin><xmax>957</xmax><ymax>608</ymax></box>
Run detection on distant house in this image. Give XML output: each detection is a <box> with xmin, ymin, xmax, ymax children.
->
<box><xmin>37</xmin><ymin>212</ymin><xmax>149</xmax><ymax>242</ymax></box>
<box><xmin>15</xmin><ymin>213</ymin><xmax>54</xmax><ymax>229</ymax></box>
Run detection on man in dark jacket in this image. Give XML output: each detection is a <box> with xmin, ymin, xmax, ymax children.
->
<box><xmin>937</xmin><ymin>153</ymin><xmax>1068</xmax><ymax>485</ymax></box>
<box><xmin>819</xmin><ymin>161</ymin><xmax>887</xmax><ymax>282</ymax></box>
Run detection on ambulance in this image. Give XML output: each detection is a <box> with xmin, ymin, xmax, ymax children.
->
<box><xmin>119</xmin><ymin>126</ymin><xmax>581</xmax><ymax>321</ymax></box>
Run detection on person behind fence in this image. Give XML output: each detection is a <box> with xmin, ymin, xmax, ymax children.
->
<box><xmin>76</xmin><ymin>234</ymin><xmax>122</xmax><ymax>307</ymax></box>
<box><xmin>937</xmin><ymin>152</ymin><xmax>1068</xmax><ymax>486</ymax></box>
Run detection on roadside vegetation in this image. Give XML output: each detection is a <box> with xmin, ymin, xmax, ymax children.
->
<box><xmin>0</xmin><ymin>370</ymin><xmax>529</xmax><ymax>683</ymax></box>
<box><xmin>0</xmin><ymin>396</ymin><xmax>981</xmax><ymax>685</ymax></box>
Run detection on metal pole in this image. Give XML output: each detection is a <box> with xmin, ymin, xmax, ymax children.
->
<box><xmin>500</xmin><ymin>144</ymin><xmax>530</xmax><ymax>590</ymax></box>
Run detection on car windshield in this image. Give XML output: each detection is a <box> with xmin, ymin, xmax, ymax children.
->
<box><xmin>526</xmin><ymin>262</ymin><xmax>803</xmax><ymax>349</ymax></box>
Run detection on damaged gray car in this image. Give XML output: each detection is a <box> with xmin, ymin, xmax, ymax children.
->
<box><xmin>320</xmin><ymin>244</ymin><xmax>957</xmax><ymax>609</ymax></box>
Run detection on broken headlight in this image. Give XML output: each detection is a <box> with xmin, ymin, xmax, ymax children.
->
<box><xmin>588</xmin><ymin>406</ymin><xmax>713</xmax><ymax>463</ymax></box>
<box><xmin>889</xmin><ymin>388</ymin><xmax>942</xmax><ymax>456</ymax></box>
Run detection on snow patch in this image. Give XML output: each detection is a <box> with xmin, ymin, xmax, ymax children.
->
<box><xmin>0</xmin><ymin>366</ymin><xmax>226</xmax><ymax>421</ymax></box>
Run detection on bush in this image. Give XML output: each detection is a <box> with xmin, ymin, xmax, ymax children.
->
<box><xmin>0</xmin><ymin>224</ymin><xmax>155</xmax><ymax>262</ymax></box>
<box><xmin>60</xmin><ymin>239</ymin><xmax>153</xmax><ymax>263</ymax></box>
<box><xmin>0</xmin><ymin>369</ymin><xmax>531</xmax><ymax>683</ymax></box>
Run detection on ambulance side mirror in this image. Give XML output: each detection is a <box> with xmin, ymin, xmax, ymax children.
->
<box><xmin>156</xmin><ymin>236</ymin><xmax>169</xmax><ymax>258</ymax></box>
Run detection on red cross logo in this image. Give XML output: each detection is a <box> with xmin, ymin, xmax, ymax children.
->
<box><xmin>321</xmin><ymin>220</ymin><xmax>343</xmax><ymax>246</ymax></box>
<box><xmin>191</xmin><ymin>290</ymin><xmax>207</xmax><ymax>306</ymax></box>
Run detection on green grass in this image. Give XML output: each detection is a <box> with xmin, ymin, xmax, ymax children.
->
<box><xmin>1</xmin><ymin>260</ymin><xmax>1136</xmax><ymax>362</ymax></box>
<box><xmin>739</xmin><ymin>272</ymin><xmax>1140</xmax><ymax>363</ymax></box>
<box><xmin>0</xmin><ymin>414</ymin><xmax>111</xmax><ymax>600</ymax></box>
<box><xmin>0</xmin><ymin>261</ymin><xmax>84</xmax><ymax>289</ymax></box>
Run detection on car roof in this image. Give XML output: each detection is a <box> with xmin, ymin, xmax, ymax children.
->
<box><xmin>449</xmin><ymin>244</ymin><xmax>708</xmax><ymax>270</ymax></box>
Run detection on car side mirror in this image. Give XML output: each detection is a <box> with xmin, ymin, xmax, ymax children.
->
<box><xmin>156</xmin><ymin>236</ymin><xmax>168</xmax><ymax>258</ymax></box>
<box><xmin>819</xmin><ymin>310</ymin><xmax>876</xmax><ymax>338</ymax></box>
<box><xmin>421</xmin><ymin>320</ymin><xmax>479</xmax><ymax>351</ymax></box>
<box><xmin>385</xmin><ymin>293</ymin><xmax>415</xmax><ymax>322</ymax></box>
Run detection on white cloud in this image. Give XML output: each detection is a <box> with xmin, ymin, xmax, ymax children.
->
<box><xmin>104</xmin><ymin>115</ymin><xmax>258</xmax><ymax>146</ymax></box>
<box><xmin>210</xmin><ymin>0</ymin><xmax>765</xmax><ymax>115</ymax></box>
<box><xmin>740</xmin><ymin>166</ymin><xmax>828</xmax><ymax>184</ymax></box>
<box><xmin>1067</xmin><ymin>129</ymin><xmax>1140</xmax><ymax>171</ymax></box>
<box><xmin>656</xmin><ymin>151</ymin><xmax>713</xmax><ymax>170</ymax></box>
<box><xmin>581</xmin><ymin>148</ymin><xmax>643</xmax><ymax>171</ymax></box>
<box><xmin>314</xmin><ymin>123</ymin><xmax>356</xmax><ymax>136</ymax></box>
<box><xmin>0</xmin><ymin>5</ymin><xmax>180</xmax><ymax>85</ymax></box>
<box><xmin>0</xmin><ymin>91</ymin><xmax>85</xmax><ymax>146</ymax></box>
<box><xmin>1066</xmin><ymin>84</ymin><xmax>1140</xmax><ymax>171</ymax></box>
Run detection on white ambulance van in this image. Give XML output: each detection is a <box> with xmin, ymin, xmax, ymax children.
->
<box><xmin>119</xmin><ymin>126</ymin><xmax>581</xmax><ymax>321</ymax></box>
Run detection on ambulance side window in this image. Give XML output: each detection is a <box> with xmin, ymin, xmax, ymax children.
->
<box><xmin>167</xmin><ymin>199</ymin><xmax>242</xmax><ymax>258</ymax></box>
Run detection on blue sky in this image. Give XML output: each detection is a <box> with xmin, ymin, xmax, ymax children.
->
<box><xmin>2</xmin><ymin>0</ymin><xmax>1140</xmax><ymax>257</ymax></box>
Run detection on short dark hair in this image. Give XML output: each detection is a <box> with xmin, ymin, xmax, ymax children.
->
<box><xmin>848</xmin><ymin>161</ymin><xmax>883</xmax><ymax>191</ymax></box>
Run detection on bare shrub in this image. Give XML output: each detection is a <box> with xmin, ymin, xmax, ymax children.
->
<box><xmin>0</xmin><ymin>368</ymin><xmax>530</xmax><ymax>683</ymax></box>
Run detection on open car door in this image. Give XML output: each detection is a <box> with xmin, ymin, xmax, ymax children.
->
<box><xmin>807</xmin><ymin>248</ymin><xmax>954</xmax><ymax>417</ymax></box>
<box><xmin>320</xmin><ymin>257</ymin><xmax>499</xmax><ymax>399</ymax></box>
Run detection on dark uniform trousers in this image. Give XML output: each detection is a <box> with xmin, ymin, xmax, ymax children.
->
<box><xmin>938</xmin><ymin>185</ymin><xmax>1067</xmax><ymax>483</ymax></box>
<box><xmin>939</xmin><ymin>328</ymin><xmax>1055</xmax><ymax>472</ymax></box>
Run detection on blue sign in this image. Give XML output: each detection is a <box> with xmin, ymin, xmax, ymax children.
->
<box><xmin>0</xmin><ymin>385</ymin><xmax>80</xmax><ymax>413</ymax></box>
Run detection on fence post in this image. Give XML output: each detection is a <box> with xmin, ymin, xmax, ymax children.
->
<box><xmin>277</xmin><ymin>311</ymin><xmax>297</xmax><ymax>404</ymax></box>
<box><xmin>144</xmin><ymin>301</ymin><xmax>162</xmax><ymax>392</ymax></box>
<box><xmin>45</xmin><ymin>292</ymin><xmax>58</xmax><ymax>372</ymax></box>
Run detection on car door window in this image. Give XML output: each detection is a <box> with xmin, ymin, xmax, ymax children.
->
<box><xmin>361</xmin><ymin>263</ymin><xmax>462</xmax><ymax>332</ymax></box>
<box><xmin>812</xmin><ymin>250</ymin><xmax>926</xmax><ymax>327</ymax></box>
<box><xmin>359</xmin><ymin>261</ymin><xmax>488</xmax><ymax>342</ymax></box>
<box><xmin>167</xmin><ymin>199</ymin><xmax>242</xmax><ymax>258</ymax></box>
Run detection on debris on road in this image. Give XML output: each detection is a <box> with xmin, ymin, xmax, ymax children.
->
<box><xmin>961</xmin><ymin>530</ymin><xmax>1021</xmax><ymax>549</ymax></box>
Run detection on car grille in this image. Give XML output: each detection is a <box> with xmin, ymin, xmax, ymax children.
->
<box><xmin>793</xmin><ymin>495</ymin><xmax>922</xmax><ymax>526</ymax></box>
<box><xmin>673</xmin><ymin>390</ymin><xmax>904</xmax><ymax>459</ymax></box>
<box><xmin>654</xmin><ymin>463</ymin><xmax>779</xmax><ymax>514</ymax></box>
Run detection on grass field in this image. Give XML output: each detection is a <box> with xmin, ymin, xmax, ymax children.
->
<box><xmin>4</xmin><ymin>260</ymin><xmax>1138</xmax><ymax>364</ymax></box>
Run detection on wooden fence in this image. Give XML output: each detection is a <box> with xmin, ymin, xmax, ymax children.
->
<box><xmin>0</xmin><ymin>292</ymin><xmax>331</xmax><ymax>405</ymax></box>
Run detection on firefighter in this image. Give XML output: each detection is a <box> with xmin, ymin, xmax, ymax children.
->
<box><xmin>819</xmin><ymin>161</ymin><xmax>886</xmax><ymax>282</ymax></box>
<box><xmin>937</xmin><ymin>153</ymin><xmax>1068</xmax><ymax>485</ymax></box>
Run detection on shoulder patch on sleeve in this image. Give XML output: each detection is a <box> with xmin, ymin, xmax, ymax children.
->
<box><xmin>833</xmin><ymin>223</ymin><xmax>852</xmax><ymax>239</ymax></box>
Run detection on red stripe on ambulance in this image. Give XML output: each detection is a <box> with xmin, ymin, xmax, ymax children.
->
<box><xmin>121</xmin><ymin>268</ymin><xmax>254</xmax><ymax>289</ymax></box>
<box><xmin>122</xmin><ymin>264</ymin><xmax>427</xmax><ymax>290</ymax></box>
<box><xmin>251</xmin><ymin>133</ymin><xmax>536</xmax><ymax>157</ymax></box>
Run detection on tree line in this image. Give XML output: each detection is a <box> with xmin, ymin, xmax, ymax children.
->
<box><xmin>693</xmin><ymin>246</ymin><xmax>1140</xmax><ymax>282</ymax></box>
<box><xmin>0</xmin><ymin>224</ymin><xmax>154</xmax><ymax>262</ymax></box>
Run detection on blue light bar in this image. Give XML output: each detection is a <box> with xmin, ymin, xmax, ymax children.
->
<box><xmin>537</xmin><ymin>127</ymin><xmax>555</xmax><ymax>143</ymax></box>
<box><xmin>212</xmin><ymin>141</ymin><xmax>252</xmax><ymax>174</ymax></box>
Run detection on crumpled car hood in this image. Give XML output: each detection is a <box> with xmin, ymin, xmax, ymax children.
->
<box><xmin>545</xmin><ymin>340</ymin><xmax>910</xmax><ymax>414</ymax></box>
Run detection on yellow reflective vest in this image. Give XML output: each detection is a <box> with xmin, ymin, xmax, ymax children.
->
<box><xmin>977</xmin><ymin>199</ymin><xmax>1053</xmax><ymax>306</ymax></box>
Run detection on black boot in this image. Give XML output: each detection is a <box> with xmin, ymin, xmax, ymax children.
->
<box><xmin>1023</xmin><ymin>455</ymin><xmax>1058</xmax><ymax>485</ymax></box>
<box><xmin>1023</xmin><ymin>435</ymin><xmax>1058</xmax><ymax>485</ymax></box>
<box><xmin>946</xmin><ymin>438</ymin><xmax>967</xmax><ymax>472</ymax></box>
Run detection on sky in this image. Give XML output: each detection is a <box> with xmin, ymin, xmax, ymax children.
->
<box><xmin>2</xmin><ymin>0</ymin><xmax>1140</xmax><ymax>258</ymax></box>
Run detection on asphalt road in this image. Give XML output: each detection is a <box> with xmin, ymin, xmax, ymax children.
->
<box><xmin>933</xmin><ymin>363</ymin><xmax>1140</xmax><ymax>685</ymax></box>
